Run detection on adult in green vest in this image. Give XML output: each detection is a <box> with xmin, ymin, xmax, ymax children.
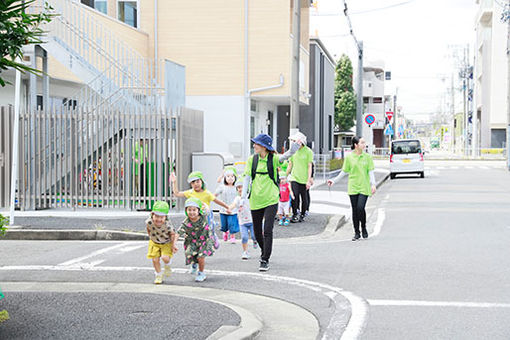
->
<box><xmin>327</xmin><ymin>137</ymin><xmax>376</xmax><ymax>241</ymax></box>
<box><xmin>242</xmin><ymin>133</ymin><xmax>299</xmax><ymax>272</ymax></box>
<box><xmin>134</xmin><ymin>139</ymin><xmax>147</xmax><ymax>197</ymax></box>
<box><xmin>286</xmin><ymin>132</ymin><xmax>314</xmax><ymax>223</ymax></box>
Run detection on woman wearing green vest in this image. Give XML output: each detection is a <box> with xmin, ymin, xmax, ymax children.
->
<box><xmin>242</xmin><ymin>133</ymin><xmax>299</xmax><ymax>271</ymax></box>
<box><xmin>327</xmin><ymin>137</ymin><xmax>376</xmax><ymax>241</ymax></box>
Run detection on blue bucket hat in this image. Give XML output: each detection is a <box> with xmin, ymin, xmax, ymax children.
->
<box><xmin>251</xmin><ymin>133</ymin><xmax>274</xmax><ymax>152</ymax></box>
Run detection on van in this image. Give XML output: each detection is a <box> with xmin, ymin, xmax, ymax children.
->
<box><xmin>389</xmin><ymin>139</ymin><xmax>424</xmax><ymax>179</ymax></box>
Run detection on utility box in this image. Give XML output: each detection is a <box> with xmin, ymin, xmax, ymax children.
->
<box><xmin>192</xmin><ymin>152</ymin><xmax>234</xmax><ymax>211</ymax></box>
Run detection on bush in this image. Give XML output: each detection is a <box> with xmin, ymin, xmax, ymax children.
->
<box><xmin>0</xmin><ymin>214</ymin><xmax>8</xmax><ymax>237</ymax></box>
<box><xmin>329</xmin><ymin>158</ymin><xmax>344</xmax><ymax>171</ymax></box>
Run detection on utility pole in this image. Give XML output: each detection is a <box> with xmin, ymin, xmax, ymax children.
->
<box><xmin>343</xmin><ymin>1</ymin><xmax>363</xmax><ymax>137</ymax></box>
<box><xmin>507</xmin><ymin>0</ymin><xmax>510</xmax><ymax>171</ymax></box>
<box><xmin>356</xmin><ymin>41</ymin><xmax>364</xmax><ymax>138</ymax></box>
<box><xmin>290</xmin><ymin>0</ymin><xmax>301</xmax><ymax>135</ymax></box>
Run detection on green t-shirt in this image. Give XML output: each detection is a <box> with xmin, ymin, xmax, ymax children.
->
<box><xmin>133</xmin><ymin>142</ymin><xmax>147</xmax><ymax>175</ymax></box>
<box><xmin>243</xmin><ymin>153</ymin><xmax>281</xmax><ymax>210</ymax></box>
<box><xmin>289</xmin><ymin>146</ymin><xmax>314</xmax><ymax>184</ymax></box>
<box><xmin>342</xmin><ymin>152</ymin><xmax>375</xmax><ymax>196</ymax></box>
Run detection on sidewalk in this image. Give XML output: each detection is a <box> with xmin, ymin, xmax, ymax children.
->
<box><xmin>2</xmin><ymin>168</ymin><xmax>389</xmax><ymax>241</ymax></box>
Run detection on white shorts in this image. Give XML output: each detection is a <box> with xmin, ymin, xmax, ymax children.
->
<box><xmin>278</xmin><ymin>201</ymin><xmax>290</xmax><ymax>216</ymax></box>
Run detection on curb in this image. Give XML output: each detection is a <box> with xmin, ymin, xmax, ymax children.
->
<box><xmin>3</xmin><ymin>229</ymin><xmax>149</xmax><ymax>241</ymax></box>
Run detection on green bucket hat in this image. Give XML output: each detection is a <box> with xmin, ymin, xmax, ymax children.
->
<box><xmin>224</xmin><ymin>166</ymin><xmax>238</xmax><ymax>177</ymax></box>
<box><xmin>187</xmin><ymin>171</ymin><xmax>206</xmax><ymax>189</ymax></box>
<box><xmin>152</xmin><ymin>201</ymin><xmax>169</xmax><ymax>216</ymax></box>
<box><xmin>184</xmin><ymin>197</ymin><xmax>204</xmax><ymax>216</ymax></box>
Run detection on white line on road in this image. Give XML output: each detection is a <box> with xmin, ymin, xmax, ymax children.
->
<box><xmin>58</xmin><ymin>242</ymin><xmax>132</xmax><ymax>266</ymax></box>
<box><xmin>369</xmin><ymin>208</ymin><xmax>385</xmax><ymax>238</ymax></box>
<box><xmin>0</xmin><ymin>264</ymin><xmax>369</xmax><ymax>340</ymax></box>
<box><xmin>368</xmin><ymin>299</ymin><xmax>510</xmax><ymax>308</ymax></box>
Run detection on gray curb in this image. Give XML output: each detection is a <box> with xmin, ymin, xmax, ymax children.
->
<box><xmin>3</xmin><ymin>229</ymin><xmax>149</xmax><ymax>241</ymax></box>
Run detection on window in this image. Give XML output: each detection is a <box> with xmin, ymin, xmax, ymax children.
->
<box><xmin>392</xmin><ymin>140</ymin><xmax>421</xmax><ymax>154</ymax></box>
<box><xmin>363</xmin><ymin>97</ymin><xmax>369</xmax><ymax>104</ymax></box>
<box><xmin>118</xmin><ymin>1</ymin><xmax>137</xmax><ymax>28</ymax></box>
<box><xmin>250</xmin><ymin>100</ymin><xmax>257</xmax><ymax>112</ymax></box>
<box><xmin>81</xmin><ymin>0</ymin><xmax>107</xmax><ymax>14</ymax></box>
<box><xmin>373</xmin><ymin>97</ymin><xmax>383</xmax><ymax>104</ymax></box>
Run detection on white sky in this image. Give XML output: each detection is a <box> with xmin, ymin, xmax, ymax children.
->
<box><xmin>310</xmin><ymin>0</ymin><xmax>478</xmax><ymax>122</ymax></box>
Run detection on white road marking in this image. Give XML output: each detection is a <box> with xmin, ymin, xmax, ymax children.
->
<box><xmin>0</xmin><ymin>264</ymin><xmax>368</xmax><ymax>340</ymax></box>
<box><xmin>449</xmin><ymin>166</ymin><xmax>459</xmax><ymax>169</ymax></box>
<box><xmin>368</xmin><ymin>299</ymin><xmax>510</xmax><ymax>308</ymax></box>
<box><xmin>370</xmin><ymin>208</ymin><xmax>385</xmax><ymax>238</ymax></box>
<box><xmin>116</xmin><ymin>244</ymin><xmax>145</xmax><ymax>253</ymax></box>
<box><xmin>465</xmin><ymin>166</ymin><xmax>474</xmax><ymax>169</ymax></box>
<box><xmin>478</xmin><ymin>166</ymin><xmax>489</xmax><ymax>170</ymax></box>
<box><xmin>58</xmin><ymin>242</ymin><xmax>130</xmax><ymax>266</ymax></box>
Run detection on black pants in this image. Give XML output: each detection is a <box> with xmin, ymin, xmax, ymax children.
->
<box><xmin>349</xmin><ymin>194</ymin><xmax>368</xmax><ymax>236</ymax></box>
<box><xmin>291</xmin><ymin>181</ymin><xmax>308</xmax><ymax>216</ymax></box>
<box><xmin>251</xmin><ymin>203</ymin><xmax>278</xmax><ymax>262</ymax></box>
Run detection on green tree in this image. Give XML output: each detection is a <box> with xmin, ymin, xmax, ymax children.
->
<box><xmin>334</xmin><ymin>54</ymin><xmax>357</xmax><ymax>131</ymax></box>
<box><xmin>0</xmin><ymin>0</ymin><xmax>54</xmax><ymax>87</ymax></box>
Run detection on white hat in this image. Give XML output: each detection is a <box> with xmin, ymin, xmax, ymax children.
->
<box><xmin>289</xmin><ymin>131</ymin><xmax>307</xmax><ymax>145</ymax></box>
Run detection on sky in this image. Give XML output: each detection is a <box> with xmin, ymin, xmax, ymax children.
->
<box><xmin>310</xmin><ymin>0</ymin><xmax>479</xmax><ymax>122</ymax></box>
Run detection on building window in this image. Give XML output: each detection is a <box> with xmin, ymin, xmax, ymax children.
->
<box><xmin>81</xmin><ymin>0</ymin><xmax>107</xmax><ymax>14</ymax></box>
<box><xmin>363</xmin><ymin>97</ymin><xmax>369</xmax><ymax>104</ymax></box>
<box><xmin>385</xmin><ymin>71</ymin><xmax>391</xmax><ymax>80</ymax></box>
<box><xmin>118</xmin><ymin>1</ymin><xmax>137</xmax><ymax>28</ymax></box>
<box><xmin>250</xmin><ymin>100</ymin><xmax>257</xmax><ymax>112</ymax></box>
<box><xmin>373</xmin><ymin>97</ymin><xmax>383</xmax><ymax>104</ymax></box>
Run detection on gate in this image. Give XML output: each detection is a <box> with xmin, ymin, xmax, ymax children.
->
<box><xmin>1</xmin><ymin>106</ymin><xmax>203</xmax><ymax>211</ymax></box>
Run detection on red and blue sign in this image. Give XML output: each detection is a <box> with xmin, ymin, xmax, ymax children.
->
<box><xmin>364</xmin><ymin>114</ymin><xmax>375</xmax><ymax>126</ymax></box>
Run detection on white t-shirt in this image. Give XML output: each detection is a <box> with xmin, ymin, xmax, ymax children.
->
<box><xmin>232</xmin><ymin>196</ymin><xmax>252</xmax><ymax>225</ymax></box>
<box><xmin>215</xmin><ymin>184</ymin><xmax>238</xmax><ymax>215</ymax></box>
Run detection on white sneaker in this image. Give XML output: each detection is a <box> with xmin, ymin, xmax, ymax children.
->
<box><xmin>241</xmin><ymin>251</ymin><xmax>250</xmax><ymax>260</ymax></box>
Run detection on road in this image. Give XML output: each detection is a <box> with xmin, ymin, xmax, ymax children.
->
<box><xmin>1</xmin><ymin>160</ymin><xmax>510</xmax><ymax>339</ymax></box>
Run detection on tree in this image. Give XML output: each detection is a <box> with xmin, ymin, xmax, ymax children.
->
<box><xmin>334</xmin><ymin>54</ymin><xmax>357</xmax><ymax>131</ymax></box>
<box><xmin>0</xmin><ymin>0</ymin><xmax>54</xmax><ymax>87</ymax></box>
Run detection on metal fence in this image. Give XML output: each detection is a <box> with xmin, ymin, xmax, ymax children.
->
<box><xmin>1</xmin><ymin>106</ymin><xmax>203</xmax><ymax>211</ymax></box>
<box><xmin>0</xmin><ymin>106</ymin><xmax>14</xmax><ymax>208</ymax></box>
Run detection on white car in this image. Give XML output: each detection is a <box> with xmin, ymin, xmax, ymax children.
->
<box><xmin>389</xmin><ymin>139</ymin><xmax>425</xmax><ymax>179</ymax></box>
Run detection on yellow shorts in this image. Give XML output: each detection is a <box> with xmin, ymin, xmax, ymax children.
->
<box><xmin>147</xmin><ymin>240</ymin><xmax>173</xmax><ymax>259</ymax></box>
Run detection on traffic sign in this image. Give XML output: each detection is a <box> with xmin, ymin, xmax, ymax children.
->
<box><xmin>364</xmin><ymin>114</ymin><xmax>375</xmax><ymax>126</ymax></box>
<box><xmin>384</xmin><ymin>124</ymin><xmax>394</xmax><ymax>136</ymax></box>
<box><xmin>385</xmin><ymin>111</ymin><xmax>394</xmax><ymax>122</ymax></box>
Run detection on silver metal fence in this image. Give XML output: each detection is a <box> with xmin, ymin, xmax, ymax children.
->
<box><xmin>1</xmin><ymin>106</ymin><xmax>203</xmax><ymax>211</ymax></box>
<box><xmin>0</xmin><ymin>106</ymin><xmax>14</xmax><ymax>208</ymax></box>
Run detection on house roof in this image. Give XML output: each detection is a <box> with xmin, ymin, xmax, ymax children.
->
<box><xmin>310</xmin><ymin>37</ymin><xmax>336</xmax><ymax>66</ymax></box>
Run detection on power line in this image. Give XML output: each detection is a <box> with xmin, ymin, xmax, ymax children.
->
<box><xmin>351</xmin><ymin>0</ymin><xmax>417</xmax><ymax>15</ymax></box>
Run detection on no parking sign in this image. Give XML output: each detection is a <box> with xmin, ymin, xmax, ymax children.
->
<box><xmin>365</xmin><ymin>114</ymin><xmax>375</xmax><ymax>126</ymax></box>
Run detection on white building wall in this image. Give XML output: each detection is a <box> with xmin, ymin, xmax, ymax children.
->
<box><xmin>489</xmin><ymin>4</ymin><xmax>508</xmax><ymax>128</ymax></box>
<box><xmin>186</xmin><ymin>96</ymin><xmax>246</xmax><ymax>160</ymax></box>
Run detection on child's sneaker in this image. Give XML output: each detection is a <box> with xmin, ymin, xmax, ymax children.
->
<box><xmin>253</xmin><ymin>241</ymin><xmax>258</xmax><ymax>249</ymax></box>
<box><xmin>189</xmin><ymin>263</ymin><xmax>198</xmax><ymax>275</ymax></box>
<box><xmin>278</xmin><ymin>219</ymin><xmax>284</xmax><ymax>226</ymax></box>
<box><xmin>223</xmin><ymin>231</ymin><xmax>229</xmax><ymax>241</ymax></box>
<box><xmin>163</xmin><ymin>265</ymin><xmax>172</xmax><ymax>277</ymax></box>
<box><xmin>213</xmin><ymin>232</ymin><xmax>220</xmax><ymax>249</ymax></box>
<box><xmin>229</xmin><ymin>236</ymin><xmax>236</xmax><ymax>244</ymax></box>
<box><xmin>241</xmin><ymin>251</ymin><xmax>250</xmax><ymax>260</ymax></box>
<box><xmin>283</xmin><ymin>218</ymin><xmax>290</xmax><ymax>226</ymax></box>
<box><xmin>195</xmin><ymin>271</ymin><xmax>207</xmax><ymax>282</ymax></box>
<box><xmin>154</xmin><ymin>273</ymin><xmax>163</xmax><ymax>284</ymax></box>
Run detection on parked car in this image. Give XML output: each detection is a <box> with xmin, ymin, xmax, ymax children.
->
<box><xmin>390</xmin><ymin>139</ymin><xmax>425</xmax><ymax>179</ymax></box>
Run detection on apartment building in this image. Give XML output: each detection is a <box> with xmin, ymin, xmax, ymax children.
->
<box><xmin>296</xmin><ymin>37</ymin><xmax>335</xmax><ymax>155</ymax></box>
<box><xmin>362</xmin><ymin>63</ymin><xmax>387</xmax><ymax>148</ymax></box>
<box><xmin>2</xmin><ymin>0</ymin><xmax>311</xmax><ymax>162</ymax></box>
<box><xmin>474</xmin><ymin>0</ymin><xmax>508</xmax><ymax>149</ymax></box>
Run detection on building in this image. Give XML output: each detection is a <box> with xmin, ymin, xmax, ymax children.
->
<box><xmin>284</xmin><ymin>37</ymin><xmax>335</xmax><ymax>155</ymax></box>
<box><xmin>361</xmin><ymin>62</ymin><xmax>387</xmax><ymax>148</ymax></box>
<box><xmin>1</xmin><ymin>0</ymin><xmax>312</xmax><ymax>162</ymax></box>
<box><xmin>474</xmin><ymin>0</ymin><xmax>508</xmax><ymax>149</ymax></box>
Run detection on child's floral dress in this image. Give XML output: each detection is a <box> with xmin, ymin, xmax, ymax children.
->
<box><xmin>178</xmin><ymin>215</ymin><xmax>215</xmax><ymax>265</ymax></box>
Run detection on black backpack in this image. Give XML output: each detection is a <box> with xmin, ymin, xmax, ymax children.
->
<box><xmin>249</xmin><ymin>153</ymin><xmax>280</xmax><ymax>197</ymax></box>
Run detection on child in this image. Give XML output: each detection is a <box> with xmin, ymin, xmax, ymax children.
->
<box><xmin>278</xmin><ymin>173</ymin><xmax>293</xmax><ymax>226</ymax></box>
<box><xmin>178</xmin><ymin>197</ymin><xmax>215</xmax><ymax>282</ymax></box>
<box><xmin>170</xmin><ymin>171</ymin><xmax>231</xmax><ymax>249</ymax></box>
<box><xmin>146</xmin><ymin>201</ymin><xmax>178</xmax><ymax>284</ymax></box>
<box><xmin>215</xmin><ymin>166</ymin><xmax>240</xmax><ymax>243</ymax></box>
<box><xmin>230</xmin><ymin>180</ymin><xmax>258</xmax><ymax>260</ymax></box>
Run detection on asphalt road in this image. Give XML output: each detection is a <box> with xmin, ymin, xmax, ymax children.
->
<box><xmin>2</xmin><ymin>160</ymin><xmax>510</xmax><ymax>339</ymax></box>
